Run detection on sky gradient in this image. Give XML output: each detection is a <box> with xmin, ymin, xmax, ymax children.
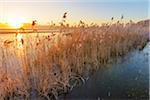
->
<box><xmin>0</xmin><ymin>0</ymin><xmax>149</xmax><ymax>25</ymax></box>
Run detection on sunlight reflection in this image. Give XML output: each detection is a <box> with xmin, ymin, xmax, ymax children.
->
<box><xmin>16</xmin><ymin>33</ymin><xmax>23</xmax><ymax>49</ymax></box>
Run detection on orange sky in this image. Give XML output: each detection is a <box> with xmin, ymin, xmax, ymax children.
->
<box><xmin>0</xmin><ymin>0</ymin><xmax>148</xmax><ymax>27</ymax></box>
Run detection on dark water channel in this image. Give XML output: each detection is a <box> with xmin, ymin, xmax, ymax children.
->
<box><xmin>61</xmin><ymin>43</ymin><xmax>149</xmax><ymax>100</ymax></box>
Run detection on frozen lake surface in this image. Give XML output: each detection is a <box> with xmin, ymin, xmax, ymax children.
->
<box><xmin>61</xmin><ymin>43</ymin><xmax>149</xmax><ymax>99</ymax></box>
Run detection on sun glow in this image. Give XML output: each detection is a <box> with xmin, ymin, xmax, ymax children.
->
<box><xmin>8</xmin><ymin>17</ymin><xmax>26</xmax><ymax>28</ymax></box>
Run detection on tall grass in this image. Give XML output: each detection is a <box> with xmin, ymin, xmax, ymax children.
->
<box><xmin>0</xmin><ymin>21</ymin><xmax>149</xmax><ymax>100</ymax></box>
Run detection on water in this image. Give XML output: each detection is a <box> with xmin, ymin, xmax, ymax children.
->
<box><xmin>62</xmin><ymin>43</ymin><xmax>149</xmax><ymax>99</ymax></box>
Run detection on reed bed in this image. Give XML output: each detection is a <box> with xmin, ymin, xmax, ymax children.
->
<box><xmin>0</xmin><ymin>21</ymin><xmax>149</xmax><ymax>100</ymax></box>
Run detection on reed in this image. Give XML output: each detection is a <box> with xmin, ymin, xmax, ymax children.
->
<box><xmin>0</xmin><ymin>20</ymin><xmax>149</xmax><ymax>100</ymax></box>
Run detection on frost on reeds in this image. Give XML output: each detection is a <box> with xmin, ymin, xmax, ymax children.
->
<box><xmin>0</xmin><ymin>20</ymin><xmax>149</xmax><ymax>99</ymax></box>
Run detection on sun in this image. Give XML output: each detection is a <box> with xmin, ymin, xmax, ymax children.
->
<box><xmin>8</xmin><ymin>17</ymin><xmax>25</xmax><ymax>28</ymax></box>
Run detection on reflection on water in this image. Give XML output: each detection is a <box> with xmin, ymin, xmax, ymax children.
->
<box><xmin>16</xmin><ymin>33</ymin><xmax>23</xmax><ymax>49</ymax></box>
<box><xmin>62</xmin><ymin>43</ymin><xmax>149</xmax><ymax>99</ymax></box>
